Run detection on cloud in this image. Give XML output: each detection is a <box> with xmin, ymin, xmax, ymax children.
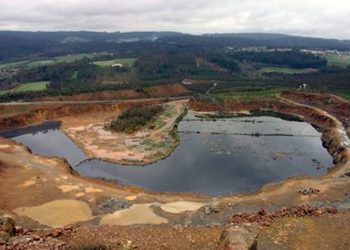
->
<box><xmin>0</xmin><ymin>0</ymin><xmax>349</xmax><ymax>39</ymax></box>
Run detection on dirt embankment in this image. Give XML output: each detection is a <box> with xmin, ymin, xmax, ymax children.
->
<box><xmin>281</xmin><ymin>91</ymin><xmax>350</xmax><ymax>137</ymax></box>
<box><xmin>190</xmin><ymin>98</ymin><xmax>350</xmax><ymax>173</ymax></box>
<box><xmin>0</xmin><ymin>100</ymin><xmax>164</xmax><ymax>131</ymax></box>
<box><xmin>32</xmin><ymin>84</ymin><xmax>190</xmax><ymax>102</ymax></box>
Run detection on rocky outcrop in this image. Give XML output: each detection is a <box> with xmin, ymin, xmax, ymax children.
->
<box><xmin>230</xmin><ymin>206</ymin><xmax>338</xmax><ymax>227</ymax></box>
<box><xmin>0</xmin><ymin>217</ymin><xmax>71</xmax><ymax>249</ymax></box>
<box><xmin>0</xmin><ymin>234</ymin><xmax>67</xmax><ymax>249</ymax></box>
<box><xmin>281</xmin><ymin>91</ymin><xmax>350</xmax><ymax>137</ymax></box>
<box><xmin>217</xmin><ymin>223</ymin><xmax>258</xmax><ymax>250</ymax></box>
<box><xmin>0</xmin><ymin>216</ymin><xmax>15</xmax><ymax>242</ymax></box>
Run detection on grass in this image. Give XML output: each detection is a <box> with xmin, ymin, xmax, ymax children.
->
<box><xmin>259</xmin><ymin>67</ymin><xmax>316</xmax><ymax>74</ymax></box>
<box><xmin>152</xmin><ymin>105</ymin><xmax>176</xmax><ymax>129</ymax></box>
<box><xmin>0</xmin><ymin>53</ymin><xmax>99</xmax><ymax>70</ymax></box>
<box><xmin>215</xmin><ymin>88</ymin><xmax>286</xmax><ymax>101</ymax></box>
<box><xmin>0</xmin><ymin>81</ymin><xmax>49</xmax><ymax>96</ymax></box>
<box><xmin>93</xmin><ymin>58</ymin><xmax>137</xmax><ymax>67</ymax></box>
<box><xmin>332</xmin><ymin>91</ymin><xmax>350</xmax><ymax>100</ymax></box>
<box><xmin>141</xmin><ymin>139</ymin><xmax>168</xmax><ymax>150</ymax></box>
<box><xmin>323</xmin><ymin>54</ymin><xmax>350</xmax><ymax>67</ymax></box>
<box><xmin>27</xmin><ymin>53</ymin><xmax>97</xmax><ymax>68</ymax></box>
<box><xmin>0</xmin><ymin>60</ymin><xmax>30</xmax><ymax>70</ymax></box>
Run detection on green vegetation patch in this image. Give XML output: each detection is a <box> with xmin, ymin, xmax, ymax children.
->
<box><xmin>215</xmin><ymin>88</ymin><xmax>286</xmax><ymax>101</ymax></box>
<box><xmin>259</xmin><ymin>67</ymin><xmax>316</xmax><ymax>75</ymax></box>
<box><xmin>324</xmin><ymin>54</ymin><xmax>350</xmax><ymax>67</ymax></box>
<box><xmin>27</xmin><ymin>53</ymin><xmax>97</xmax><ymax>68</ymax></box>
<box><xmin>0</xmin><ymin>53</ymin><xmax>99</xmax><ymax>70</ymax></box>
<box><xmin>93</xmin><ymin>58</ymin><xmax>137</xmax><ymax>67</ymax></box>
<box><xmin>0</xmin><ymin>60</ymin><xmax>30</xmax><ymax>70</ymax></box>
<box><xmin>0</xmin><ymin>81</ymin><xmax>49</xmax><ymax>96</ymax></box>
<box><xmin>332</xmin><ymin>91</ymin><xmax>350</xmax><ymax>100</ymax></box>
<box><xmin>107</xmin><ymin>105</ymin><xmax>164</xmax><ymax>133</ymax></box>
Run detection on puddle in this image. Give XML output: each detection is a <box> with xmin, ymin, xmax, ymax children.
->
<box><xmin>13</xmin><ymin>199</ymin><xmax>93</xmax><ymax>227</ymax></box>
<box><xmin>160</xmin><ymin>201</ymin><xmax>206</xmax><ymax>214</ymax></box>
<box><xmin>100</xmin><ymin>203</ymin><xmax>168</xmax><ymax>225</ymax></box>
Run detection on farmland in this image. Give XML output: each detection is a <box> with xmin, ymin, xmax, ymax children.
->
<box><xmin>93</xmin><ymin>58</ymin><xmax>137</xmax><ymax>67</ymax></box>
<box><xmin>259</xmin><ymin>66</ymin><xmax>318</xmax><ymax>75</ymax></box>
<box><xmin>324</xmin><ymin>54</ymin><xmax>350</xmax><ymax>67</ymax></box>
<box><xmin>0</xmin><ymin>81</ymin><xmax>48</xmax><ymax>95</ymax></box>
<box><xmin>0</xmin><ymin>53</ymin><xmax>99</xmax><ymax>70</ymax></box>
<box><xmin>214</xmin><ymin>88</ymin><xmax>286</xmax><ymax>101</ymax></box>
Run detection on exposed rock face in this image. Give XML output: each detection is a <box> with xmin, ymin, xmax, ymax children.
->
<box><xmin>281</xmin><ymin>91</ymin><xmax>350</xmax><ymax>137</ymax></box>
<box><xmin>0</xmin><ymin>216</ymin><xmax>16</xmax><ymax>242</ymax></box>
<box><xmin>217</xmin><ymin>223</ymin><xmax>258</xmax><ymax>250</ymax></box>
<box><xmin>299</xmin><ymin>187</ymin><xmax>320</xmax><ymax>196</ymax></box>
<box><xmin>230</xmin><ymin>206</ymin><xmax>338</xmax><ymax>226</ymax></box>
<box><xmin>0</xmin><ymin>235</ymin><xmax>67</xmax><ymax>249</ymax></box>
<box><xmin>96</xmin><ymin>197</ymin><xmax>132</xmax><ymax>215</ymax></box>
<box><xmin>0</xmin><ymin>100</ymin><xmax>164</xmax><ymax>131</ymax></box>
<box><xmin>0</xmin><ymin>217</ymin><xmax>72</xmax><ymax>249</ymax></box>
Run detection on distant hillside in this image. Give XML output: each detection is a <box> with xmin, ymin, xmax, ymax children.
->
<box><xmin>180</xmin><ymin>33</ymin><xmax>350</xmax><ymax>50</ymax></box>
<box><xmin>0</xmin><ymin>31</ymin><xmax>183</xmax><ymax>43</ymax></box>
<box><xmin>1</xmin><ymin>31</ymin><xmax>350</xmax><ymax>62</ymax></box>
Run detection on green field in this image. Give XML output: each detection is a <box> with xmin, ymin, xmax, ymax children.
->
<box><xmin>215</xmin><ymin>88</ymin><xmax>286</xmax><ymax>101</ymax></box>
<box><xmin>259</xmin><ymin>67</ymin><xmax>316</xmax><ymax>75</ymax></box>
<box><xmin>324</xmin><ymin>54</ymin><xmax>350</xmax><ymax>67</ymax></box>
<box><xmin>0</xmin><ymin>60</ymin><xmax>30</xmax><ymax>70</ymax></box>
<box><xmin>0</xmin><ymin>81</ymin><xmax>49</xmax><ymax>96</ymax></box>
<box><xmin>333</xmin><ymin>91</ymin><xmax>350</xmax><ymax>100</ymax></box>
<box><xmin>0</xmin><ymin>53</ymin><xmax>99</xmax><ymax>70</ymax></box>
<box><xmin>27</xmin><ymin>53</ymin><xmax>97</xmax><ymax>68</ymax></box>
<box><xmin>93</xmin><ymin>58</ymin><xmax>137</xmax><ymax>67</ymax></box>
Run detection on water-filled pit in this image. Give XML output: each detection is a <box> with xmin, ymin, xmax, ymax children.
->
<box><xmin>0</xmin><ymin>111</ymin><xmax>333</xmax><ymax>195</ymax></box>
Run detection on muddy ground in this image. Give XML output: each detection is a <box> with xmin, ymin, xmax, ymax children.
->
<box><xmin>0</xmin><ymin>91</ymin><xmax>350</xmax><ymax>249</ymax></box>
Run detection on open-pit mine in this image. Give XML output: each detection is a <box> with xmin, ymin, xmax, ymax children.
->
<box><xmin>1</xmin><ymin>91</ymin><xmax>350</xmax><ymax>249</ymax></box>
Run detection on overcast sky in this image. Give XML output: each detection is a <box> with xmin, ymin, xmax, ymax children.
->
<box><xmin>1</xmin><ymin>0</ymin><xmax>350</xmax><ymax>39</ymax></box>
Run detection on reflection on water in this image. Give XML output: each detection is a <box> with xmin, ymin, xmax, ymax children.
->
<box><xmin>0</xmin><ymin>113</ymin><xmax>333</xmax><ymax>195</ymax></box>
<box><xmin>0</xmin><ymin>121</ymin><xmax>86</xmax><ymax>166</ymax></box>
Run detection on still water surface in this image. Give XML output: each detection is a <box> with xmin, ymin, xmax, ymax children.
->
<box><xmin>0</xmin><ymin>112</ymin><xmax>333</xmax><ymax>195</ymax></box>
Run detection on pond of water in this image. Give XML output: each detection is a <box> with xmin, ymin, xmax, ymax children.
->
<box><xmin>0</xmin><ymin>112</ymin><xmax>333</xmax><ymax>195</ymax></box>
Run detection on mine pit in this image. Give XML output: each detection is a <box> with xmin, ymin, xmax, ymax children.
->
<box><xmin>0</xmin><ymin>107</ymin><xmax>333</xmax><ymax>195</ymax></box>
<box><xmin>0</xmin><ymin>92</ymin><xmax>350</xmax><ymax>250</ymax></box>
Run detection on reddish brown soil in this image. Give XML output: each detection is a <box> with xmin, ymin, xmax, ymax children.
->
<box><xmin>281</xmin><ymin>91</ymin><xmax>350</xmax><ymax>136</ymax></box>
<box><xmin>62</xmin><ymin>225</ymin><xmax>223</xmax><ymax>250</ymax></box>
<box><xmin>258</xmin><ymin>210</ymin><xmax>350</xmax><ymax>250</ymax></box>
<box><xmin>196</xmin><ymin>57</ymin><xmax>229</xmax><ymax>72</ymax></box>
<box><xmin>32</xmin><ymin>84</ymin><xmax>190</xmax><ymax>102</ymax></box>
<box><xmin>0</xmin><ymin>99</ymin><xmax>164</xmax><ymax>131</ymax></box>
<box><xmin>141</xmin><ymin>84</ymin><xmax>190</xmax><ymax>97</ymax></box>
<box><xmin>1</xmin><ymin>93</ymin><xmax>350</xmax><ymax>249</ymax></box>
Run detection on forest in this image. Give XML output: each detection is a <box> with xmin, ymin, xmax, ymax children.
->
<box><xmin>0</xmin><ymin>31</ymin><xmax>350</xmax><ymax>102</ymax></box>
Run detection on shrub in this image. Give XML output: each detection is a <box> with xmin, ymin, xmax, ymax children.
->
<box><xmin>108</xmin><ymin>105</ymin><xmax>163</xmax><ymax>133</ymax></box>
